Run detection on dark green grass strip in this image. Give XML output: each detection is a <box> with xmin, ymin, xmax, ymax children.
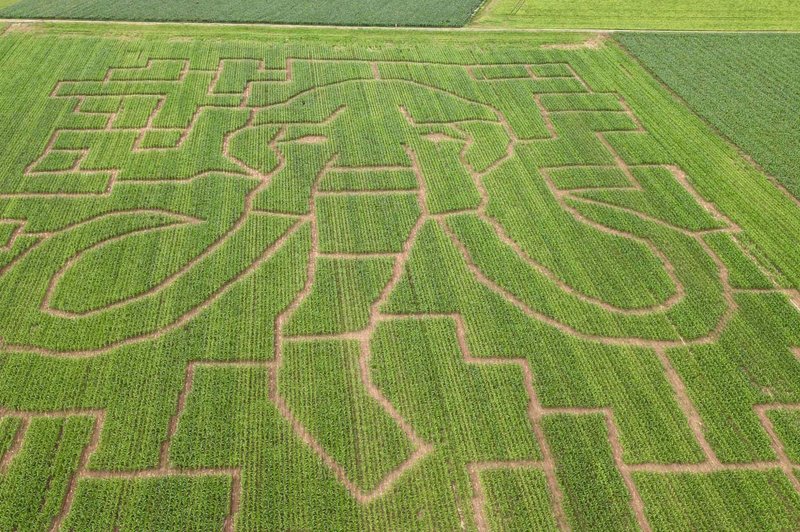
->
<box><xmin>0</xmin><ymin>0</ymin><xmax>483</xmax><ymax>27</ymax></box>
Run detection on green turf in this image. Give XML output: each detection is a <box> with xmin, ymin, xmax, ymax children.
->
<box><xmin>0</xmin><ymin>0</ymin><xmax>483</xmax><ymax>27</ymax></box>
<box><xmin>618</xmin><ymin>33</ymin><xmax>800</xmax><ymax>199</ymax></box>
<box><xmin>0</xmin><ymin>22</ymin><xmax>798</xmax><ymax>530</ymax></box>
<box><xmin>471</xmin><ymin>0</ymin><xmax>800</xmax><ymax>30</ymax></box>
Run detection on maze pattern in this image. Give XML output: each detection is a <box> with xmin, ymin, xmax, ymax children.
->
<box><xmin>1</xmin><ymin>37</ymin><xmax>800</xmax><ymax>530</ymax></box>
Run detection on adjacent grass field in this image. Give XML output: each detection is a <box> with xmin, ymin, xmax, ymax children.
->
<box><xmin>0</xmin><ymin>22</ymin><xmax>799</xmax><ymax>530</ymax></box>
<box><xmin>0</xmin><ymin>0</ymin><xmax>483</xmax><ymax>26</ymax></box>
<box><xmin>618</xmin><ymin>33</ymin><xmax>800</xmax><ymax>200</ymax></box>
<box><xmin>471</xmin><ymin>0</ymin><xmax>800</xmax><ymax>30</ymax></box>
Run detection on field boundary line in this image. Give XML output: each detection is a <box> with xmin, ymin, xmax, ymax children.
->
<box><xmin>2</xmin><ymin>18</ymin><xmax>800</xmax><ymax>34</ymax></box>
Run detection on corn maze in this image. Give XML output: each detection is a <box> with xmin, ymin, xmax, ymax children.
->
<box><xmin>1</xmin><ymin>27</ymin><xmax>800</xmax><ymax>530</ymax></box>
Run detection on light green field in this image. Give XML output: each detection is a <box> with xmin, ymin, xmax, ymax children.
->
<box><xmin>0</xmin><ymin>22</ymin><xmax>799</xmax><ymax>530</ymax></box>
<box><xmin>471</xmin><ymin>0</ymin><xmax>800</xmax><ymax>30</ymax></box>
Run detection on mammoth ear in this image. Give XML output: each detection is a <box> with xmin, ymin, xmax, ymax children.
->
<box><xmin>227</xmin><ymin>125</ymin><xmax>282</xmax><ymax>175</ymax></box>
<box><xmin>42</xmin><ymin>211</ymin><xmax>198</xmax><ymax>317</ymax></box>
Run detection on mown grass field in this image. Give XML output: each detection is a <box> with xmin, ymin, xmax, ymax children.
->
<box><xmin>0</xmin><ymin>0</ymin><xmax>483</xmax><ymax>27</ymax></box>
<box><xmin>0</xmin><ymin>22</ymin><xmax>800</xmax><ymax>530</ymax></box>
<box><xmin>618</xmin><ymin>33</ymin><xmax>800</xmax><ymax>200</ymax></box>
<box><xmin>471</xmin><ymin>0</ymin><xmax>800</xmax><ymax>30</ymax></box>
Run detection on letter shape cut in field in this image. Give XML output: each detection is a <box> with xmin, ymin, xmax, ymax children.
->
<box><xmin>1</xmin><ymin>48</ymin><xmax>797</xmax><ymax>531</ymax></box>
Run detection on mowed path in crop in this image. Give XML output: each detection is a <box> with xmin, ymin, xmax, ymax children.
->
<box><xmin>1</xmin><ymin>23</ymin><xmax>800</xmax><ymax>530</ymax></box>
